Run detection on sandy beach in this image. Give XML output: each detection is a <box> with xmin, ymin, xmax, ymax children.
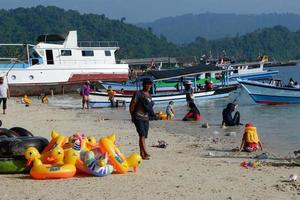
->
<box><xmin>1</xmin><ymin>97</ymin><xmax>300</xmax><ymax>200</ymax></box>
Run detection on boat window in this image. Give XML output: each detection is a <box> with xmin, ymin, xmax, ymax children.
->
<box><xmin>82</xmin><ymin>50</ymin><xmax>94</xmax><ymax>57</ymax></box>
<box><xmin>105</xmin><ymin>51</ymin><xmax>111</xmax><ymax>56</ymax></box>
<box><xmin>205</xmin><ymin>73</ymin><xmax>211</xmax><ymax>79</ymax></box>
<box><xmin>61</xmin><ymin>50</ymin><xmax>72</xmax><ymax>56</ymax></box>
<box><xmin>46</xmin><ymin>50</ymin><xmax>54</xmax><ymax>65</ymax></box>
<box><xmin>248</xmin><ymin>64</ymin><xmax>260</xmax><ymax>69</ymax></box>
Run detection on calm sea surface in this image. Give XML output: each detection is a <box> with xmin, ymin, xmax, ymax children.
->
<box><xmin>48</xmin><ymin>64</ymin><xmax>300</xmax><ymax>155</ymax></box>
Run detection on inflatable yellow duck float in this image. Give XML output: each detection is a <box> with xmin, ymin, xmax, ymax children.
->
<box><xmin>25</xmin><ymin>146</ymin><xmax>78</xmax><ymax>179</ymax></box>
<box><xmin>41</xmin><ymin>130</ymin><xmax>67</xmax><ymax>164</ymax></box>
<box><xmin>99</xmin><ymin>134</ymin><xmax>142</xmax><ymax>174</ymax></box>
<box><xmin>21</xmin><ymin>95</ymin><xmax>32</xmax><ymax>106</ymax></box>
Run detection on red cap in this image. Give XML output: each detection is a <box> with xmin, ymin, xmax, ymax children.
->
<box><xmin>245</xmin><ymin>123</ymin><xmax>254</xmax><ymax>127</ymax></box>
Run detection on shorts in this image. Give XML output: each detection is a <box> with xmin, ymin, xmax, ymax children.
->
<box><xmin>244</xmin><ymin>143</ymin><xmax>258</xmax><ymax>152</ymax></box>
<box><xmin>0</xmin><ymin>98</ymin><xmax>7</xmax><ymax>110</ymax></box>
<box><xmin>133</xmin><ymin>119</ymin><xmax>149</xmax><ymax>138</ymax></box>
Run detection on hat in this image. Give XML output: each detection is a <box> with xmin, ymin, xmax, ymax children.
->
<box><xmin>142</xmin><ymin>78</ymin><xmax>153</xmax><ymax>86</ymax></box>
<box><xmin>185</xmin><ymin>80</ymin><xmax>192</xmax><ymax>85</ymax></box>
<box><xmin>169</xmin><ymin>101</ymin><xmax>174</xmax><ymax>105</ymax></box>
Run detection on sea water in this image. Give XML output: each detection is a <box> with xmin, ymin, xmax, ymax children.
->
<box><xmin>48</xmin><ymin>65</ymin><xmax>300</xmax><ymax>156</ymax></box>
<box><xmin>171</xmin><ymin>65</ymin><xmax>300</xmax><ymax>155</ymax></box>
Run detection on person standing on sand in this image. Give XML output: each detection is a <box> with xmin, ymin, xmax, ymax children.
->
<box><xmin>80</xmin><ymin>81</ymin><xmax>91</xmax><ymax>109</ymax></box>
<box><xmin>130</xmin><ymin>78</ymin><xmax>156</xmax><ymax>160</ymax></box>
<box><xmin>0</xmin><ymin>77</ymin><xmax>9</xmax><ymax>114</ymax></box>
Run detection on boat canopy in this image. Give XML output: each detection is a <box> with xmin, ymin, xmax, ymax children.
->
<box><xmin>144</xmin><ymin>64</ymin><xmax>221</xmax><ymax>81</ymax></box>
<box><xmin>36</xmin><ymin>33</ymin><xmax>68</xmax><ymax>43</ymax></box>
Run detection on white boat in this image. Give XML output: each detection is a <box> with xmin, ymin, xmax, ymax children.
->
<box><xmin>89</xmin><ymin>86</ymin><xmax>237</xmax><ymax>108</ymax></box>
<box><xmin>0</xmin><ymin>30</ymin><xmax>128</xmax><ymax>96</ymax></box>
<box><xmin>238</xmin><ymin>79</ymin><xmax>300</xmax><ymax>104</ymax></box>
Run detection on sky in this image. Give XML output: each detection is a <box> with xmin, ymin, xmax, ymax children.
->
<box><xmin>1</xmin><ymin>0</ymin><xmax>300</xmax><ymax>23</ymax></box>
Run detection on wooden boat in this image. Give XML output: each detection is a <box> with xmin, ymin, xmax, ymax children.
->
<box><xmin>89</xmin><ymin>86</ymin><xmax>237</xmax><ymax>108</ymax></box>
<box><xmin>100</xmin><ymin>63</ymin><xmax>278</xmax><ymax>94</ymax></box>
<box><xmin>238</xmin><ymin>79</ymin><xmax>300</xmax><ymax>104</ymax></box>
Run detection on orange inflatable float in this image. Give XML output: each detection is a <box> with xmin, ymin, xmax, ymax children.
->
<box><xmin>99</xmin><ymin>134</ymin><xmax>142</xmax><ymax>174</ymax></box>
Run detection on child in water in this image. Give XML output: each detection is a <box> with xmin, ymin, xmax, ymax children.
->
<box><xmin>166</xmin><ymin>101</ymin><xmax>175</xmax><ymax>119</ymax></box>
<box><xmin>239</xmin><ymin>123</ymin><xmax>263</xmax><ymax>152</ymax></box>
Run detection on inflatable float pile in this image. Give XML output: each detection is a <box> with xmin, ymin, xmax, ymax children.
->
<box><xmin>25</xmin><ymin>130</ymin><xmax>79</xmax><ymax>179</ymax></box>
<box><xmin>24</xmin><ymin>131</ymin><xmax>142</xmax><ymax>179</ymax></box>
<box><xmin>73</xmin><ymin>133</ymin><xmax>142</xmax><ymax>176</ymax></box>
<box><xmin>0</xmin><ymin>127</ymin><xmax>48</xmax><ymax>173</ymax></box>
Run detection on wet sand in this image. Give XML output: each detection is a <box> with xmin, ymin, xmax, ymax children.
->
<box><xmin>1</xmin><ymin>97</ymin><xmax>300</xmax><ymax>200</ymax></box>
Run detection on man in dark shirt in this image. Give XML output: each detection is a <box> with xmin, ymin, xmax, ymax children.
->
<box><xmin>222</xmin><ymin>103</ymin><xmax>241</xmax><ymax>126</ymax></box>
<box><xmin>130</xmin><ymin>79</ymin><xmax>155</xmax><ymax>160</ymax></box>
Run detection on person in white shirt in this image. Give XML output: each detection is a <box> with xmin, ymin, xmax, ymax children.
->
<box><xmin>0</xmin><ymin>77</ymin><xmax>9</xmax><ymax>114</ymax></box>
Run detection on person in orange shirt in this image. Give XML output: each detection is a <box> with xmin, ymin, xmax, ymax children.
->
<box><xmin>239</xmin><ymin>123</ymin><xmax>263</xmax><ymax>152</ymax></box>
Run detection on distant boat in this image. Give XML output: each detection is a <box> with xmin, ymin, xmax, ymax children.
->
<box><xmin>100</xmin><ymin>62</ymin><xmax>278</xmax><ymax>94</ymax></box>
<box><xmin>89</xmin><ymin>86</ymin><xmax>237</xmax><ymax>108</ymax></box>
<box><xmin>0</xmin><ymin>30</ymin><xmax>128</xmax><ymax>96</ymax></box>
<box><xmin>238</xmin><ymin>79</ymin><xmax>300</xmax><ymax>104</ymax></box>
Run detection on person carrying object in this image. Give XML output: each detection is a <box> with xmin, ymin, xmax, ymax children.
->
<box><xmin>129</xmin><ymin>78</ymin><xmax>157</xmax><ymax>160</ymax></box>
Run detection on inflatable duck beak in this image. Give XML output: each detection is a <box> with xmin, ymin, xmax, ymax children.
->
<box><xmin>133</xmin><ymin>166</ymin><xmax>138</xmax><ymax>173</ymax></box>
<box><xmin>26</xmin><ymin>158</ymin><xmax>33</xmax><ymax>166</ymax></box>
<box><xmin>47</xmin><ymin>156</ymin><xmax>56</xmax><ymax>162</ymax></box>
<box><xmin>87</xmin><ymin>143</ymin><xmax>96</xmax><ymax>149</ymax></box>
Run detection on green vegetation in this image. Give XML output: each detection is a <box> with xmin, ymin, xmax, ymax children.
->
<box><xmin>1</xmin><ymin>6</ymin><xmax>300</xmax><ymax>61</ymax></box>
<box><xmin>186</xmin><ymin>26</ymin><xmax>300</xmax><ymax>61</ymax></box>
<box><xmin>0</xmin><ymin>6</ymin><xmax>179</xmax><ymax>59</ymax></box>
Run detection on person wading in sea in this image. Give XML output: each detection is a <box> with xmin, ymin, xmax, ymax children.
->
<box><xmin>130</xmin><ymin>78</ymin><xmax>156</xmax><ymax>160</ymax></box>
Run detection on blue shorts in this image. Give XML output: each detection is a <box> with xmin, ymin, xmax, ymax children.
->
<box><xmin>133</xmin><ymin>119</ymin><xmax>149</xmax><ymax>138</ymax></box>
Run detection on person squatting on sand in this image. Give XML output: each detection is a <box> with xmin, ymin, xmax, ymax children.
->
<box><xmin>0</xmin><ymin>77</ymin><xmax>9</xmax><ymax>114</ymax></box>
<box><xmin>182</xmin><ymin>102</ymin><xmax>201</xmax><ymax>121</ymax></box>
<box><xmin>130</xmin><ymin>78</ymin><xmax>156</xmax><ymax>160</ymax></box>
<box><xmin>80</xmin><ymin>81</ymin><xmax>91</xmax><ymax>109</ymax></box>
<box><xmin>239</xmin><ymin>123</ymin><xmax>263</xmax><ymax>152</ymax></box>
<box><xmin>222</xmin><ymin>103</ymin><xmax>240</xmax><ymax>126</ymax></box>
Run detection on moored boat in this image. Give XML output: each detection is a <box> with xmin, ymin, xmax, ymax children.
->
<box><xmin>238</xmin><ymin>79</ymin><xmax>300</xmax><ymax>104</ymax></box>
<box><xmin>100</xmin><ymin>62</ymin><xmax>278</xmax><ymax>94</ymax></box>
<box><xmin>0</xmin><ymin>30</ymin><xmax>128</xmax><ymax>96</ymax></box>
<box><xmin>89</xmin><ymin>86</ymin><xmax>237</xmax><ymax>108</ymax></box>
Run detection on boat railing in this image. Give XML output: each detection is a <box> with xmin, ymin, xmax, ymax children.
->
<box><xmin>54</xmin><ymin>59</ymin><xmax>117</xmax><ymax>65</ymax></box>
<box><xmin>78</xmin><ymin>41</ymin><xmax>119</xmax><ymax>47</ymax></box>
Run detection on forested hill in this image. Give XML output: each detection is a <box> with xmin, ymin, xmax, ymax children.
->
<box><xmin>0</xmin><ymin>6</ymin><xmax>179</xmax><ymax>58</ymax></box>
<box><xmin>1</xmin><ymin>6</ymin><xmax>300</xmax><ymax>61</ymax></box>
<box><xmin>185</xmin><ymin>26</ymin><xmax>300</xmax><ymax>62</ymax></box>
<box><xmin>138</xmin><ymin>13</ymin><xmax>300</xmax><ymax>44</ymax></box>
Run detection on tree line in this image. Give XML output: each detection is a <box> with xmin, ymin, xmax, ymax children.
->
<box><xmin>0</xmin><ymin>6</ymin><xmax>300</xmax><ymax>62</ymax></box>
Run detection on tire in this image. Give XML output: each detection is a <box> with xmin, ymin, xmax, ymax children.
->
<box><xmin>9</xmin><ymin>127</ymin><xmax>34</xmax><ymax>137</ymax></box>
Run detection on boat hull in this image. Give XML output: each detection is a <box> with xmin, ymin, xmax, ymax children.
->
<box><xmin>6</xmin><ymin>73</ymin><xmax>128</xmax><ymax>96</ymax></box>
<box><xmin>238</xmin><ymin>79</ymin><xmax>300</xmax><ymax>104</ymax></box>
<box><xmin>89</xmin><ymin>86</ymin><xmax>236</xmax><ymax>108</ymax></box>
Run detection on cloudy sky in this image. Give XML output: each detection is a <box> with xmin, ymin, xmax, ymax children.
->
<box><xmin>1</xmin><ymin>0</ymin><xmax>300</xmax><ymax>23</ymax></box>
